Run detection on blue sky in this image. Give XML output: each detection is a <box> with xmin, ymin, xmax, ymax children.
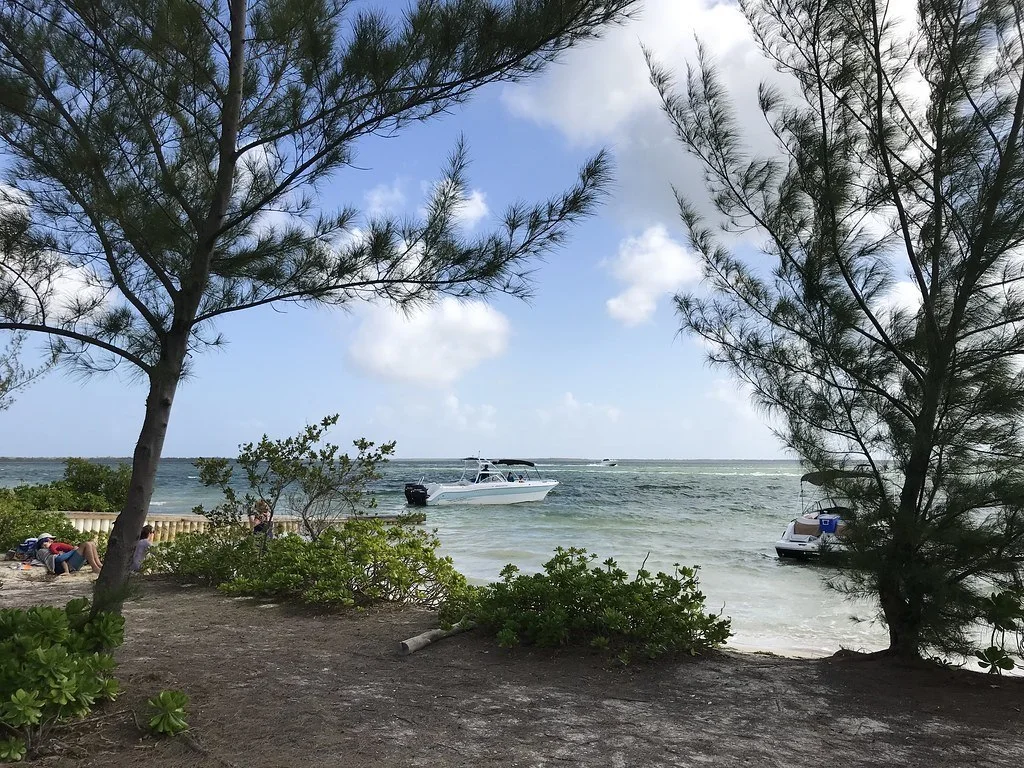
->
<box><xmin>0</xmin><ymin>0</ymin><xmax>796</xmax><ymax>460</ymax></box>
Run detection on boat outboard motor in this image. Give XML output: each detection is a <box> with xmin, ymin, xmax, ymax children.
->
<box><xmin>404</xmin><ymin>483</ymin><xmax>429</xmax><ymax>506</ymax></box>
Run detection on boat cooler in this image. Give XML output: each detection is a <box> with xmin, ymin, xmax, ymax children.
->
<box><xmin>819</xmin><ymin>517</ymin><xmax>839</xmax><ymax>534</ymax></box>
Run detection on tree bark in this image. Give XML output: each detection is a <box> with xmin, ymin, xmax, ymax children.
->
<box><xmin>92</xmin><ymin>344</ymin><xmax>185</xmax><ymax>613</ymax></box>
<box><xmin>877</xmin><ymin>352</ymin><xmax>948</xmax><ymax>659</ymax></box>
<box><xmin>91</xmin><ymin>0</ymin><xmax>248</xmax><ymax>614</ymax></box>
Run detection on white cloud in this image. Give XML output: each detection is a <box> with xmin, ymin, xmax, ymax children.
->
<box><xmin>502</xmin><ymin>0</ymin><xmax>774</xmax><ymax>228</ymax></box>
<box><xmin>455</xmin><ymin>189</ymin><xmax>489</xmax><ymax>229</ymax></box>
<box><xmin>502</xmin><ymin>0</ymin><xmax>923</xmax><ymax>233</ymax></box>
<box><xmin>605</xmin><ymin>225</ymin><xmax>701</xmax><ymax>325</ymax></box>
<box><xmin>365</xmin><ymin>179</ymin><xmax>406</xmax><ymax>217</ymax></box>
<box><xmin>875</xmin><ymin>280</ymin><xmax>923</xmax><ymax>322</ymax></box>
<box><xmin>49</xmin><ymin>265</ymin><xmax>108</xmax><ymax>315</ymax></box>
<box><xmin>0</xmin><ymin>183</ymin><xmax>28</xmax><ymax>215</ymax></box>
<box><xmin>417</xmin><ymin>181</ymin><xmax>490</xmax><ymax>230</ymax></box>
<box><xmin>348</xmin><ymin>297</ymin><xmax>510</xmax><ymax>387</ymax></box>
<box><xmin>707</xmin><ymin>378</ymin><xmax>761</xmax><ymax>423</ymax></box>
<box><xmin>536</xmin><ymin>391</ymin><xmax>621</xmax><ymax>426</ymax></box>
<box><xmin>503</xmin><ymin>1</ymin><xmax>753</xmax><ymax>143</ymax></box>
<box><xmin>443</xmin><ymin>394</ymin><xmax>498</xmax><ymax>432</ymax></box>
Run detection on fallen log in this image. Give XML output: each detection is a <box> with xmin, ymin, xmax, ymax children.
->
<box><xmin>398</xmin><ymin>619</ymin><xmax>477</xmax><ymax>655</ymax></box>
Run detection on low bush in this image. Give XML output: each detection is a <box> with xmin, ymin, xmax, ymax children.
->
<box><xmin>0</xmin><ymin>598</ymin><xmax>124</xmax><ymax>761</ymax></box>
<box><xmin>149</xmin><ymin>519</ymin><xmax>468</xmax><ymax>610</ymax></box>
<box><xmin>441</xmin><ymin>547</ymin><xmax>733</xmax><ymax>661</ymax></box>
<box><xmin>145</xmin><ymin>527</ymin><xmax>252</xmax><ymax>583</ymax></box>
<box><xmin>6</xmin><ymin>458</ymin><xmax>130</xmax><ymax>514</ymax></box>
<box><xmin>0</xmin><ymin>495</ymin><xmax>81</xmax><ymax>552</ymax></box>
<box><xmin>147</xmin><ymin>690</ymin><xmax>190</xmax><ymax>736</ymax></box>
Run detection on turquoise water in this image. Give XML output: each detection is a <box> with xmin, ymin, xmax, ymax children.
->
<box><xmin>0</xmin><ymin>457</ymin><xmax>890</xmax><ymax>655</ymax></box>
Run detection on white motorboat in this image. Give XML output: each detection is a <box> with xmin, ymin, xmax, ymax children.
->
<box><xmin>775</xmin><ymin>500</ymin><xmax>850</xmax><ymax>558</ymax></box>
<box><xmin>404</xmin><ymin>458</ymin><xmax>558</xmax><ymax>506</ymax></box>
<box><xmin>775</xmin><ymin>469</ymin><xmax>867</xmax><ymax>559</ymax></box>
<box><xmin>599</xmin><ymin>458</ymin><xmax>617</xmax><ymax>467</ymax></box>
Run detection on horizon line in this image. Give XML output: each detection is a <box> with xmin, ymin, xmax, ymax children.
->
<box><xmin>0</xmin><ymin>455</ymin><xmax>797</xmax><ymax>462</ymax></box>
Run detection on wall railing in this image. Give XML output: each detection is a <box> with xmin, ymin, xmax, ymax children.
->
<box><xmin>61</xmin><ymin>511</ymin><xmax>403</xmax><ymax>542</ymax></box>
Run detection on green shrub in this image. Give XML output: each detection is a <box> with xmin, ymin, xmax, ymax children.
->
<box><xmin>0</xmin><ymin>495</ymin><xmax>81</xmax><ymax>552</ymax></box>
<box><xmin>145</xmin><ymin>527</ymin><xmax>253</xmax><ymax>584</ymax></box>
<box><xmin>6</xmin><ymin>458</ymin><xmax>130</xmax><ymax>514</ymax></box>
<box><xmin>149</xmin><ymin>519</ymin><xmax>468</xmax><ymax>610</ymax></box>
<box><xmin>974</xmin><ymin>590</ymin><xmax>1023</xmax><ymax>674</ymax></box>
<box><xmin>147</xmin><ymin>690</ymin><xmax>190</xmax><ymax>736</ymax></box>
<box><xmin>0</xmin><ymin>599</ymin><xmax>123</xmax><ymax>760</ymax></box>
<box><xmin>443</xmin><ymin>547</ymin><xmax>733</xmax><ymax>661</ymax></box>
<box><xmin>62</xmin><ymin>458</ymin><xmax>131</xmax><ymax>510</ymax></box>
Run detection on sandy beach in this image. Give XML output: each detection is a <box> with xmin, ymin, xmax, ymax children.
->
<box><xmin>2</xmin><ymin>568</ymin><xmax>1022</xmax><ymax>767</ymax></box>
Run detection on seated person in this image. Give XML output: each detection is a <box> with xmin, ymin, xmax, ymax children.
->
<box><xmin>35</xmin><ymin>533</ymin><xmax>103</xmax><ymax>575</ymax></box>
<box><xmin>249</xmin><ymin>500</ymin><xmax>274</xmax><ymax>537</ymax></box>
<box><xmin>131</xmin><ymin>524</ymin><xmax>155</xmax><ymax>573</ymax></box>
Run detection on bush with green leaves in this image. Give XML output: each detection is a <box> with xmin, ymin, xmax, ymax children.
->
<box><xmin>442</xmin><ymin>547</ymin><xmax>732</xmax><ymax>661</ymax></box>
<box><xmin>193</xmin><ymin>415</ymin><xmax>395</xmax><ymax>540</ymax></box>
<box><xmin>144</xmin><ymin>526</ymin><xmax>252</xmax><ymax>584</ymax></box>
<box><xmin>149</xmin><ymin>519</ymin><xmax>468</xmax><ymax>610</ymax></box>
<box><xmin>974</xmin><ymin>590</ymin><xmax>1024</xmax><ymax>675</ymax></box>
<box><xmin>5</xmin><ymin>458</ymin><xmax>131</xmax><ymax>514</ymax></box>
<box><xmin>0</xmin><ymin>598</ymin><xmax>123</xmax><ymax>760</ymax></box>
<box><xmin>0</xmin><ymin>495</ymin><xmax>81</xmax><ymax>552</ymax></box>
<box><xmin>147</xmin><ymin>690</ymin><xmax>189</xmax><ymax>736</ymax></box>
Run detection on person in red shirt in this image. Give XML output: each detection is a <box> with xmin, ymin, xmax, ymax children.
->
<box><xmin>35</xmin><ymin>533</ymin><xmax>103</xmax><ymax>575</ymax></box>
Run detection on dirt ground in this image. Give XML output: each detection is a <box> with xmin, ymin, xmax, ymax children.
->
<box><xmin>2</xmin><ymin>569</ymin><xmax>1023</xmax><ymax>768</ymax></box>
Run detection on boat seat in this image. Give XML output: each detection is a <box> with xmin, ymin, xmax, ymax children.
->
<box><xmin>793</xmin><ymin>519</ymin><xmax>820</xmax><ymax>536</ymax></box>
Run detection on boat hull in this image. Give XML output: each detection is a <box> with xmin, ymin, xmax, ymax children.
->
<box><xmin>425</xmin><ymin>480</ymin><xmax>558</xmax><ymax>506</ymax></box>
<box><xmin>775</xmin><ymin>520</ymin><xmax>845</xmax><ymax>560</ymax></box>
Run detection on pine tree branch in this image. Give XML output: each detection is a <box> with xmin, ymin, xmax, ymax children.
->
<box><xmin>0</xmin><ymin>26</ymin><xmax>180</xmax><ymax>300</ymax></box>
<box><xmin>0</xmin><ymin>321</ymin><xmax>149</xmax><ymax>371</ymax></box>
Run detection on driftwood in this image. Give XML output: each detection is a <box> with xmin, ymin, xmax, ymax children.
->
<box><xmin>398</xmin><ymin>620</ymin><xmax>477</xmax><ymax>655</ymax></box>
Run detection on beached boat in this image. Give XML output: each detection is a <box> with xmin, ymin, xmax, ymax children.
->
<box><xmin>404</xmin><ymin>458</ymin><xmax>558</xmax><ymax>506</ymax></box>
<box><xmin>774</xmin><ymin>469</ymin><xmax>867</xmax><ymax>559</ymax></box>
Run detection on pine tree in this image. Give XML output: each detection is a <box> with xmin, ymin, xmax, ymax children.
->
<box><xmin>0</xmin><ymin>203</ymin><xmax>54</xmax><ymax>410</ymax></box>
<box><xmin>651</xmin><ymin>0</ymin><xmax>1024</xmax><ymax>658</ymax></box>
<box><xmin>0</xmin><ymin>0</ymin><xmax>637</xmax><ymax>608</ymax></box>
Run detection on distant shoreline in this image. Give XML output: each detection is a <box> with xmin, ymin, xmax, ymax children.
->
<box><xmin>0</xmin><ymin>456</ymin><xmax>801</xmax><ymax>462</ymax></box>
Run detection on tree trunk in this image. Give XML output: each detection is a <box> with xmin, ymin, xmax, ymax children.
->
<box><xmin>91</xmin><ymin>0</ymin><xmax>246</xmax><ymax>613</ymax></box>
<box><xmin>92</xmin><ymin>348</ymin><xmax>184</xmax><ymax>613</ymax></box>
<box><xmin>877</xmin><ymin>366</ymin><xmax>945</xmax><ymax>660</ymax></box>
<box><xmin>879</xmin><ymin>572</ymin><xmax>920</xmax><ymax>659</ymax></box>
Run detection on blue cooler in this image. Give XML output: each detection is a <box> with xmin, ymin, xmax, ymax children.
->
<box><xmin>819</xmin><ymin>517</ymin><xmax>839</xmax><ymax>534</ymax></box>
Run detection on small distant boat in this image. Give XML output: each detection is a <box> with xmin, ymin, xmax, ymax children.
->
<box><xmin>404</xmin><ymin>458</ymin><xmax>558</xmax><ymax>506</ymax></box>
<box><xmin>599</xmin><ymin>458</ymin><xmax>617</xmax><ymax>467</ymax></box>
<box><xmin>775</xmin><ymin>469</ymin><xmax>868</xmax><ymax>559</ymax></box>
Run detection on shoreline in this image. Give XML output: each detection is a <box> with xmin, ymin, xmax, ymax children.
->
<box><xmin>0</xmin><ymin>568</ymin><xmax>918</xmax><ymax>663</ymax></box>
<box><xmin>4</xmin><ymin>578</ymin><xmax>1021</xmax><ymax>768</ymax></box>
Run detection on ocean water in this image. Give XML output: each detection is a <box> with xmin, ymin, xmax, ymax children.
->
<box><xmin>0</xmin><ymin>457</ymin><xmax>890</xmax><ymax>656</ymax></box>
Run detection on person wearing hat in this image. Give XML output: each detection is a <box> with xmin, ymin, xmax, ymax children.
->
<box><xmin>35</xmin><ymin>533</ymin><xmax>103</xmax><ymax>575</ymax></box>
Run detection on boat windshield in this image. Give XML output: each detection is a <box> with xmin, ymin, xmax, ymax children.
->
<box><xmin>458</xmin><ymin>459</ymin><xmax>543</xmax><ymax>484</ymax></box>
<box><xmin>805</xmin><ymin>498</ymin><xmax>853</xmax><ymax>516</ymax></box>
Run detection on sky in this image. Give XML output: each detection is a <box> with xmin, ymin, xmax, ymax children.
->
<box><xmin>0</xmin><ymin>0</ymin><xmax>806</xmax><ymax>460</ymax></box>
